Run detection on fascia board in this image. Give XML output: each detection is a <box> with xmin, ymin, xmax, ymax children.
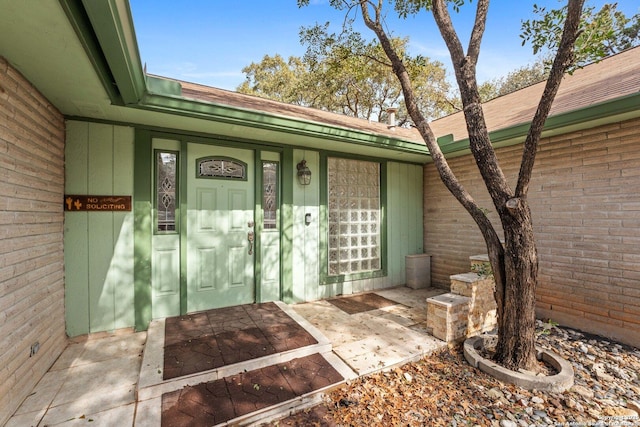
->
<box><xmin>58</xmin><ymin>0</ymin><xmax>123</xmax><ymax>104</ymax></box>
<box><xmin>137</xmin><ymin>92</ymin><xmax>431</xmax><ymax>156</ymax></box>
<box><xmin>438</xmin><ymin>92</ymin><xmax>640</xmax><ymax>158</ymax></box>
<box><xmin>81</xmin><ymin>0</ymin><xmax>145</xmax><ymax>105</ymax></box>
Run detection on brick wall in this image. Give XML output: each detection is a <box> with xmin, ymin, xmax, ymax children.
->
<box><xmin>424</xmin><ymin>118</ymin><xmax>640</xmax><ymax>348</ymax></box>
<box><xmin>0</xmin><ymin>57</ymin><xmax>67</xmax><ymax>424</ymax></box>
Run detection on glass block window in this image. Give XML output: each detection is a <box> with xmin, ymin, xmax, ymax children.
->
<box><xmin>197</xmin><ymin>157</ymin><xmax>246</xmax><ymax>180</ymax></box>
<box><xmin>328</xmin><ymin>157</ymin><xmax>381</xmax><ymax>275</ymax></box>
<box><xmin>262</xmin><ymin>161</ymin><xmax>278</xmax><ymax>230</ymax></box>
<box><xmin>156</xmin><ymin>150</ymin><xmax>178</xmax><ymax>232</ymax></box>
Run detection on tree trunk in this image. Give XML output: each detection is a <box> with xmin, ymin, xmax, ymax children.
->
<box><xmin>495</xmin><ymin>198</ymin><xmax>539</xmax><ymax>370</ymax></box>
<box><xmin>358</xmin><ymin>0</ymin><xmax>584</xmax><ymax>373</ymax></box>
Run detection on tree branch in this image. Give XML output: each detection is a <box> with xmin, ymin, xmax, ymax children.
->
<box><xmin>359</xmin><ymin>0</ymin><xmax>480</xmax><ymax>217</ymax></box>
<box><xmin>467</xmin><ymin>0</ymin><xmax>489</xmax><ymax>63</ymax></box>
<box><xmin>360</xmin><ymin>0</ymin><xmax>502</xmax><ymax>260</ymax></box>
<box><xmin>516</xmin><ymin>0</ymin><xmax>585</xmax><ymax>197</ymax></box>
<box><xmin>432</xmin><ymin>0</ymin><xmax>512</xmax><ymax>209</ymax></box>
<box><xmin>431</xmin><ymin>0</ymin><xmax>466</xmax><ymax>69</ymax></box>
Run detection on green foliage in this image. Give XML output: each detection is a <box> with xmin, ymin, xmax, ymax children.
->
<box><xmin>476</xmin><ymin>81</ymin><xmax>500</xmax><ymax>104</ymax></box>
<box><xmin>238</xmin><ymin>21</ymin><xmax>456</xmax><ymax>123</ymax></box>
<box><xmin>497</xmin><ymin>60</ymin><xmax>549</xmax><ymax>94</ymax></box>
<box><xmin>616</xmin><ymin>12</ymin><xmax>640</xmax><ymax>50</ymax></box>
<box><xmin>521</xmin><ymin>2</ymin><xmax>640</xmax><ymax>71</ymax></box>
<box><xmin>237</xmin><ymin>54</ymin><xmax>307</xmax><ymax>105</ymax></box>
<box><xmin>393</xmin><ymin>0</ymin><xmax>469</xmax><ymax>17</ymax></box>
<box><xmin>471</xmin><ymin>261</ymin><xmax>493</xmax><ymax>278</ymax></box>
<box><xmin>538</xmin><ymin>319</ymin><xmax>559</xmax><ymax>336</ymax></box>
<box><xmin>293</xmin><ymin>1</ymin><xmax>639</xmax><ymax>114</ymax></box>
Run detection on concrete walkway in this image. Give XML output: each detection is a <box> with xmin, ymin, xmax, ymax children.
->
<box><xmin>7</xmin><ymin>331</ymin><xmax>146</xmax><ymax>427</ymax></box>
<box><xmin>7</xmin><ymin>286</ymin><xmax>446</xmax><ymax>426</ymax></box>
<box><xmin>293</xmin><ymin>287</ymin><xmax>446</xmax><ymax>376</ymax></box>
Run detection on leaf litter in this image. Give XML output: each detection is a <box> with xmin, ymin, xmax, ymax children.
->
<box><xmin>264</xmin><ymin>334</ymin><xmax>640</xmax><ymax>427</ymax></box>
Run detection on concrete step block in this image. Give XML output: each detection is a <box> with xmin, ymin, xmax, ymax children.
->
<box><xmin>450</xmin><ymin>273</ymin><xmax>494</xmax><ymax>297</ymax></box>
<box><xmin>426</xmin><ymin>293</ymin><xmax>470</xmax><ymax>343</ymax></box>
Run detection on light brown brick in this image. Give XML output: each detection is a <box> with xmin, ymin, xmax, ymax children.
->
<box><xmin>424</xmin><ymin>117</ymin><xmax>640</xmax><ymax>348</ymax></box>
<box><xmin>0</xmin><ymin>58</ymin><xmax>66</xmax><ymax>425</ymax></box>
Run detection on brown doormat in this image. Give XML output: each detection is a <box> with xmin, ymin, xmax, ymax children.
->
<box><xmin>326</xmin><ymin>293</ymin><xmax>397</xmax><ymax>315</ymax></box>
<box><xmin>163</xmin><ymin>302</ymin><xmax>317</xmax><ymax>380</ymax></box>
<box><xmin>161</xmin><ymin>353</ymin><xmax>344</xmax><ymax>426</ymax></box>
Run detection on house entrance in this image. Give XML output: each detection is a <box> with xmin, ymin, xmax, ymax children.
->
<box><xmin>150</xmin><ymin>140</ymin><xmax>256</xmax><ymax>319</ymax></box>
<box><xmin>186</xmin><ymin>143</ymin><xmax>256</xmax><ymax>311</ymax></box>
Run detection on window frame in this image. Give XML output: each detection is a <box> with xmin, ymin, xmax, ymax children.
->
<box><xmin>195</xmin><ymin>156</ymin><xmax>248</xmax><ymax>181</ymax></box>
<box><xmin>320</xmin><ymin>153</ymin><xmax>387</xmax><ymax>285</ymax></box>
<box><xmin>261</xmin><ymin>160</ymin><xmax>280</xmax><ymax>231</ymax></box>
<box><xmin>153</xmin><ymin>149</ymin><xmax>180</xmax><ymax>234</ymax></box>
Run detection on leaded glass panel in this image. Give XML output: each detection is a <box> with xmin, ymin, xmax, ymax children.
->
<box><xmin>262</xmin><ymin>162</ymin><xmax>278</xmax><ymax>229</ymax></box>
<box><xmin>197</xmin><ymin>157</ymin><xmax>246</xmax><ymax>180</ymax></box>
<box><xmin>156</xmin><ymin>151</ymin><xmax>178</xmax><ymax>232</ymax></box>
<box><xmin>327</xmin><ymin>157</ymin><xmax>381</xmax><ymax>275</ymax></box>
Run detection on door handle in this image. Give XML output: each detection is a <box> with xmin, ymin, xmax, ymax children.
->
<box><xmin>247</xmin><ymin>231</ymin><xmax>255</xmax><ymax>255</ymax></box>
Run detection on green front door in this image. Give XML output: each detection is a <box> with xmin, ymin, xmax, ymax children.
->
<box><xmin>186</xmin><ymin>143</ymin><xmax>256</xmax><ymax>311</ymax></box>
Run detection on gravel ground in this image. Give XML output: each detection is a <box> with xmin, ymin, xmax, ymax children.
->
<box><xmin>265</xmin><ymin>321</ymin><xmax>640</xmax><ymax>426</ymax></box>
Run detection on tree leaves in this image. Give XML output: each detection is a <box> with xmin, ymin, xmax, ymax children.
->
<box><xmin>477</xmin><ymin>60</ymin><xmax>550</xmax><ymax>102</ymax></box>
<box><xmin>521</xmin><ymin>2</ymin><xmax>640</xmax><ymax>72</ymax></box>
<box><xmin>325</xmin><ymin>348</ymin><xmax>511</xmax><ymax>426</ymax></box>
<box><xmin>237</xmin><ymin>24</ymin><xmax>456</xmax><ymax>123</ymax></box>
<box><xmin>394</xmin><ymin>0</ymin><xmax>469</xmax><ymax>18</ymax></box>
<box><xmin>237</xmin><ymin>54</ymin><xmax>307</xmax><ymax>105</ymax></box>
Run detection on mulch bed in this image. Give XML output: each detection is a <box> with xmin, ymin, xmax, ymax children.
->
<box><xmin>161</xmin><ymin>353</ymin><xmax>344</xmax><ymax>426</ymax></box>
<box><xmin>163</xmin><ymin>302</ymin><xmax>318</xmax><ymax>380</ymax></box>
<box><xmin>265</xmin><ymin>330</ymin><xmax>640</xmax><ymax>426</ymax></box>
<box><xmin>326</xmin><ymin>293</ymin><xmax>398</xmax><ymax>315</ymax></box>
<box><xmin>264</xmin><ymin>347</ymin><xmax>574</xmax><ymax>426</ymax></box>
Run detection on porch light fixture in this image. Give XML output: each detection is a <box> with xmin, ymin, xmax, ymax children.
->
<box><xmin>296</xmin><ymin>160</ymin><xmax>311</xmax><ymax>186</ymax></box>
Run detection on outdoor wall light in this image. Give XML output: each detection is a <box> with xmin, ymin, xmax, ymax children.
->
<box><xmin>296</xmin><ymin>160</ymin><xmax>311</xmax><ymax>186</ymax></box>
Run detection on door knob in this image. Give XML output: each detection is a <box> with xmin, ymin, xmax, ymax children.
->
<box><xmin>247</xmin><ymin>231</ymin><xmax>255</xmax><ymax>255</ymax></box>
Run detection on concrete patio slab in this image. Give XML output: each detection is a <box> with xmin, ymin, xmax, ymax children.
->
<box><xmin>6</xmin><ymin>331</ymin><xmax>146</xmax><ymax>427</ymax></box>
<box><xmin>8</xmin><ymin>286</ymin><xmax>446</xmax><ymax>426</ymax></box>
<box><xmin>291</xmin><ymin>288</ymin><xmax>447</xmax><ymax>376</ymax></box>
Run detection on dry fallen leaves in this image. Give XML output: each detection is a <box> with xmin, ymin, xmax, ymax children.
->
<box><xmin>266</xmin><ymin>346</ymin><xmax>611</xmax><ymax>426</ymax></box>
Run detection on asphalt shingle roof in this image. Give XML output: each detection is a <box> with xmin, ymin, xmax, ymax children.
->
<box><xmin>429</xmin><ymin>46</ymin><xmax>640</xmax><ymax>141</ymax></box>
<box><xmin>172</xmin><ymin>46</ymin><xmax>639</xmax><ymax>145</ymax></box>
<box><xmin>179</xmin><ymin>81</ymin><xmax>422</xmax><ymax>142</ymax></box>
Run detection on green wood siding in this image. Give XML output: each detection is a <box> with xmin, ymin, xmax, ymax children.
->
<box><xmin>387</xmin><ymin>161</ymin><xmax>424</xmax><ymax>284</ymax></box>
<box><xmin>112</xmin><ymin>127</ymin><xmax>136</xmax><ymax>329</ymax></box>
<box><xmin>64</xmin><ymin>122</ymin><xmax>423</xmax><ymax>335</ymax></box>
<box><xmin>133</xmin><ymin>130</ymin><xmax>153</xmax><ymax>331</ymax></box>
<box><xmin>64</xmin><ymin>121</ymin><xmax>135</xmax><ymax>336</ymax></box>
<box><xmin>64</xmin><ymin>122</ymin><xmax>89</xmax><ymax>337</ymax></box>
<box><xmin>290</xmin><ymin>152</ymin><xmax>423</xmax><ymax>301</ymax></box>
<box><xmin>280</xmin><ymin>148</ymin><xmax>295</xmax><ymax>303</ymax></box>
<box><xmin>292</xmin><ymin>150</ymin><xmax>320</xmax><ymax>303</ymax></box>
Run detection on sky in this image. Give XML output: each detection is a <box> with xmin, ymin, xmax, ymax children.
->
<box><xmin>130</xmin><ymin>1</ymin><xmax>640</xmax><ymax>91</ymax></box>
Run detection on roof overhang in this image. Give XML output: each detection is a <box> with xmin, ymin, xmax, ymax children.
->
<box><xmin>1</xmin><ymin>1</ymin><xmax>637</xmax><ymax>164</ymax></box>
<box><xmin>436</xmin><ymin>91</ymin><xmax>640</xmax><ymax>159</ymax></box>
<box><xmin>432</xmin><ymin>46</ymin><xmax>640</xmax><ymax>160</ymax></box>
<box><xmin>0</xmin><ymin>0</ymin><xmax>429</xmax><ymax>163</ymax></box>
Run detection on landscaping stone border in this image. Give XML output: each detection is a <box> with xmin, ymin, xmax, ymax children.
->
<box><xmin>464</xmin><ymin>335</ymin><xmax>574</xmax><ymax>392</ymax></box>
